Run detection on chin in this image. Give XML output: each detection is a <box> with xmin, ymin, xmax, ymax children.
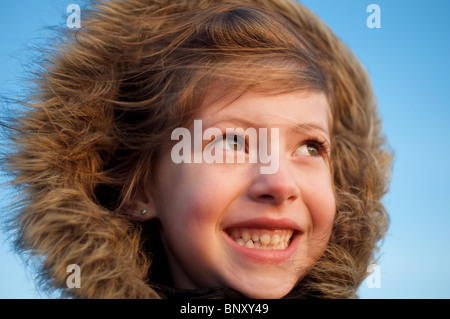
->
<box><xmin>239</xmin><ymin>286</ymin><xmax>294</xmax><ymax>299</ymax></box>
<box><xmin>230</xmin><ymin>276</ymin><xmax>297</xmax><ymax>299</ymax></box>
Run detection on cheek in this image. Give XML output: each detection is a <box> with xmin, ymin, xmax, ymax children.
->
<box><xmin>154</xmin><ymin>163</ymin><xmax>244</xmax><ymax>288</ymax></box>
<box><xmin>304</xmin><ymin>170</ymin><xmax>336</xmax><ymax>241</ymax></box>
<box><xmin>157</xmin><ymin>171</ymin><xmax>212</xmax><ymax>234</ymax></box>
<box><xmin>155</xmin><ymin>163</ymin><xmax>238</xmax><ymax>250</ymax></box>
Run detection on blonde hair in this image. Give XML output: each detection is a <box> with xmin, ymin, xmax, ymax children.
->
<box><xmin>2</xmin><ymin>0</ymin><xmax>392</xmax><ymax>298</ymax></box>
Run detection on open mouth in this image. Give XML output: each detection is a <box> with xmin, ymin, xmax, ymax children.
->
<box><xmin>226</xmin><ymin>228</ymin><xmax>294</xmax><ymax>250</ymax></box>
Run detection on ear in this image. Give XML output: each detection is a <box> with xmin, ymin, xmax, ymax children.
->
<box><xmin>124</xmin><ymin>188</ymin><xmax>157</xmax><ymax>222</ymax></box>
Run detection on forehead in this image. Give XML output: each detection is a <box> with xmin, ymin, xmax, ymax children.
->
<box><xmin>200</xmin><ymin>90</ymin><xmax>331</xmax><ymax>134</ymax></box>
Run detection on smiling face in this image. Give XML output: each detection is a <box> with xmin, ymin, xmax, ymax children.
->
<box><xmin>148</xmin><ymin>91</ymin><xmax>336</xmax><ymax>298</ymax></box>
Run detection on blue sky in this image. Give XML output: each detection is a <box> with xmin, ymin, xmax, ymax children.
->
<box><xmin>1</xmin><ymin>0</ymin><xmax>450</xmax><ymax>298</ymax></box>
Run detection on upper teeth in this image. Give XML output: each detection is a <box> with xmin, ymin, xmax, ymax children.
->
<box><xmin>227</xmin><ymin>228</ymin><xmax>294</xmax><ymax>250</ymax></box>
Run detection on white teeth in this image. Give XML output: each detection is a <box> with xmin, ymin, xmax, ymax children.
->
<box><xmin>242</xmin><ymin>230</ymin><xmax>251</xmax><ymax>242</ymax></box>
<box><xmin>227</xmin><ymin>228</ymin><xmax>294</xmax><ymax>250</ymax></box>
<box><xmin>271</xmin><ymin>234</ymin><xmax>280</xmax><ymax>245</ymax></box>
<box><xmin>260</xmin><ymin>233</ymin><xmax>271</xmax><ymax>245</ymax></box>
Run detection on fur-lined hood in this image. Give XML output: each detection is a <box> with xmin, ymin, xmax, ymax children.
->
<box><xmin>2</xmin><ymin>0</ymin><xmax>392</xmax><ymax>299</ymax></box>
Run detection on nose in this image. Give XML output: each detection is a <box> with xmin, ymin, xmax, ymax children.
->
<box><xmin>247</xmin><ymin>159</ymin><xmax>300</xmax><ymax>206</ymax></box>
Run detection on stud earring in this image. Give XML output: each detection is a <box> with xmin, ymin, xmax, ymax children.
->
<box><xmin>140</xmin><ymin>209</ymin><xmax>148</xmax><ymax>215</ymax></box>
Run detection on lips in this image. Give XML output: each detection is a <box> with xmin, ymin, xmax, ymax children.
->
<box><xmin>223</xmin><ymin>217</ymin><xmax>301</xmax><ymax>263</ymax></box>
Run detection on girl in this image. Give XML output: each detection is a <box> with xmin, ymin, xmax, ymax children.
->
<box><xmin>2</xmin><ymin>0</ymin><xmax>392</xmax><ymax>298</ymax></box>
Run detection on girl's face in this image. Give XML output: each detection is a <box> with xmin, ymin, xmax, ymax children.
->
<box><xmin>150</xmin><ymin>91</ymin><xmax>335</xmax><ymax>298</ymax></box>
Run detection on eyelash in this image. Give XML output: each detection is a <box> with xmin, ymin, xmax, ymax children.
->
<box><xmin>221</xmin><ymin>134</ymin><xmax>247</xmax><ymax>152</ymax></box>
<box><xmin>214</xmin><ymin>134</ymin><xmax>330</xmax><ymax>157</ymax></box>
<box><xmin>298</xmin><ymin>137</ymin><xmax>330</xmax><ymax>157</ymax></box>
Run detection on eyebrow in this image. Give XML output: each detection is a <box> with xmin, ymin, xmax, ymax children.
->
<box><xmin>204</xmin><ymin>117</ymin><xmax>256</xmax><ymax>129</ymax></box>
<box><xmin>295</xmin><ymin>123</ymin><xmax>330</xmax><ymax>136</ymax></box>
<box><xmin>205</xmin><ymin>117</ymin><xmax>330</xmax><ymax>139</ymax></box>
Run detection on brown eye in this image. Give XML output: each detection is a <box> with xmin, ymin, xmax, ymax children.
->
<box><xmin>294</xmin><ymin>143</ymin><xmax>320</xmax><ymax>156</ymax></box>
<box><xmin>227</xmin><ymin>136</ymin><xmax>242</xmax><ymax>151</ymax></box>
<box><xmin>213</xmin><ymin>135</ymin><xmax>245</xmax><ymax>152</ymax></box>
